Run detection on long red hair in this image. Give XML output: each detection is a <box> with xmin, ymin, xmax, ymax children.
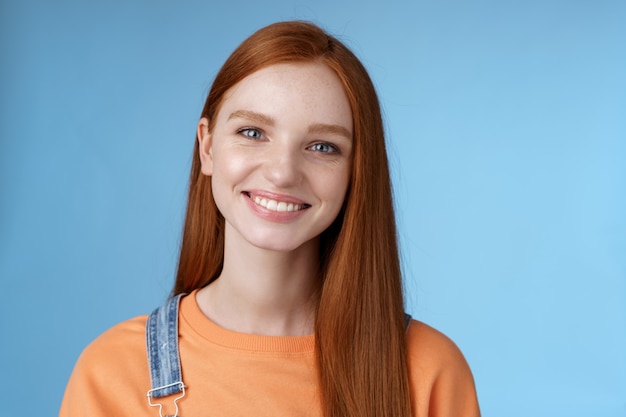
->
<box><xmin>174</xmin><ymin>21</ymin><xmax>411</xmax><ymax>417</ymax></box>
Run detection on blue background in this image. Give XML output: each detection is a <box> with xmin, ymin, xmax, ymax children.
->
<box><xmin>1</xmin><ymin>0</ymin><xmax>625</xmax><ymax>415</ymax></box>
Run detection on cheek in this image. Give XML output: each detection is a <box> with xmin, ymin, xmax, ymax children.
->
<box><xmin>209</xmin><ymin>149</ymin><xmax>250</xmax><ymax>214</ymax></box>
<box><xmin>211</xmin><ymin>148</ymin><xmax>251</xmax><ymax>184</ymax></box>
<box><xmin>334</xmin><ymin>166</ymin><xmax>352</xmax><ymax>216</ymax></box>
<box><xmin>317</xmin><ymin>165</ymin><xmax>351</xmax><ymax>209</ymax></box>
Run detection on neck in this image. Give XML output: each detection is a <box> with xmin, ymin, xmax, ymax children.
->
<box><xmin>196</xmin><ymin>228</ymin><xmax>320</xmax><ymax>336</ymax></box>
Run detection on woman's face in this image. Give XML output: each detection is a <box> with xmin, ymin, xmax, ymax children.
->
<box><xmin>197</xmin><ymin>62</ymin><xmax>353</xmax><ymax>253</ymax></box>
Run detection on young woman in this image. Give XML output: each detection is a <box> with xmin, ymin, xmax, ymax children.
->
<box><xmin>60</xmin><ymin>21</ymin><xmax>480</xmax><ymax>417</ymax></box>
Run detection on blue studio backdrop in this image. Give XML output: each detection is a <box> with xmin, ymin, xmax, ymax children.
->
<box><xmin>1</xmin><ymin>0</ymin><xmax>625</xmax><ymax>415</ymax></box>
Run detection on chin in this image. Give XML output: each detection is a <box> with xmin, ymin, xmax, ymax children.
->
<box><xmin>250</xmin><ymin>240</ymin><xmax>311</xmax><ymax>253</ymax></box>
<box><xmin>245</xmin><ymin>232</ymin><xmax>319</xmax><ymax>254</ymax></box>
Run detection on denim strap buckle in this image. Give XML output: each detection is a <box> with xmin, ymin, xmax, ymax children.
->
<box><xmin>147</xmin><ymin>381</ymin><xmax>186</xmax><ymax>417</ymax></box>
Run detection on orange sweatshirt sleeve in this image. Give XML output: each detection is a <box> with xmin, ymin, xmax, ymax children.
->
<box><xmin>407</xmin><ymin>320</ymin><xmax>481</xmax><ymax>417</ymax></box>
<box><xmin>59</xmin><ymin>316</ymin><xmax>152</xmax><ymax>417</ymax></box>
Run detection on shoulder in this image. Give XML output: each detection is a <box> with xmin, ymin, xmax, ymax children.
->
<box><xmin>406</xmin><ymin>320</ymin><xmax>481</xmax><ymax>416</ymax></box>
<box><xmin>79</xmin><ymin>315</ymin><xmax>148</xmax><ymax>368</ymax></box>
<box><xmin>60</xmin><ymin>315</ymin><xmax>151</xmax><ymax>416</ymax></box>
<box><xmin>406</xmin><ymin>320</ymin><xmax>470</xmax><ymax>369</ymax></box>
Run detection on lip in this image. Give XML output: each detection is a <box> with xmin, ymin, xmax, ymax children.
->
<box><xmin>245</xmin><ymin>190</ymin><xmax>309</xmax><ymax>205</ymax></box>
<box><xmin>243</xmin><ymin>191</ymin><xmax>310</xmax><ymax>222</ymax></box>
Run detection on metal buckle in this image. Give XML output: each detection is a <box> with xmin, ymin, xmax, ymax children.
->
<box><xmin>147</xmin><ymin>381</ymin><xmax>185</xmax><ymax>417</ymax></box>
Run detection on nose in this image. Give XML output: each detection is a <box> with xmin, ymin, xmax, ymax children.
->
<box><xmin>262</xmin><ymin>141</ymin><xmax>303</xmax><ymax>187</ymax></box>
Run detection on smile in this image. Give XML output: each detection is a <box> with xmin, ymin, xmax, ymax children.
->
<box><xmin>246</xmin><ymin>193</ymin><xmax>309</xmax><ymax>212</ymax></box>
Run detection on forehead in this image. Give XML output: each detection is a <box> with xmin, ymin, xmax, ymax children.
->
<box><xmin>216</xmin><ymin>62</ymin><xmax>353</xmax><ymax>132</ymax></box>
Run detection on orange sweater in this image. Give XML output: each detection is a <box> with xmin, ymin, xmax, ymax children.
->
<box><xmin>60</xmin><ymin>292</ymin><xmax>480</xmax><ymax>416</ymax></box>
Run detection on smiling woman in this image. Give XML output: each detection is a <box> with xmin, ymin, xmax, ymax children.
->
<box><xmin>59</xmin><ymin>21</ymin><xmax>480</xmax><ymax>417</ymax></box>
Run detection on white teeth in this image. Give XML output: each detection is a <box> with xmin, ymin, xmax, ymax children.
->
<box><xmin>252</xmin><ymin>195</ymin><xmax>304</xmax><ymax>212</ymax></box>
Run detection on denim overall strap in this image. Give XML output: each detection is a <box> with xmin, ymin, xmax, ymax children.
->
<box><xmin>146</xmin><ymin>293</ymin><xmax>186</xmax><ymax>416</ymax></box>
<box><xmin>404</xmin><ymin>313</ymin><xmax>412</xmax><ymax>331</ymax></box>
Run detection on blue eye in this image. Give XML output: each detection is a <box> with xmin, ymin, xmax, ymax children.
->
<box><xmin>238</xmin><ymin>128</ymin><xmax>264</xmax><ymax>140</ymax></box>
<box><xmin>309</xmin><ymin>142</ymin><xmax>338</xmax><ymax>153</ymax></box>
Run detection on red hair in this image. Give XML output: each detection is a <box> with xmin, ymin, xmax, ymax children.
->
<box><xmin>174</xmin><ymin>21</ymin><xmax>411</xmax><ymax>417</ymax></box>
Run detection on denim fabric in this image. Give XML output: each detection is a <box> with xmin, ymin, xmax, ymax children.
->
<box><xmin>146</xmin><ymin>293</ymin><xmax>185</xmax><ymax>399</ymax></box>
<box><xmin>405</xmin><ymin>313</ymin><xmax>412</xmax><ymax>330</ymax></box>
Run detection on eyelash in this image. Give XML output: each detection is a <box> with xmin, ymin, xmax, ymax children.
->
<box><xmin>237</xmin><ymin>127</ymin><xmax>265</xmax><ymax>140</ymax></box>
<box><xmin>236</xmin><ymin>127</ymin><xmax>340</xmax><ymax>154</ymax></box>
<box><xmin>308</xmin><ymin>142</ymin><xmax>339</xmax><ymax>154</ymax></box>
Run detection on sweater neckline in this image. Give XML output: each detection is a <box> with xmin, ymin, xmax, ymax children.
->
<box><xmin>180</xmin><ymin>290</ymin><xmax>315</xmax><ymax>354</ymax></box>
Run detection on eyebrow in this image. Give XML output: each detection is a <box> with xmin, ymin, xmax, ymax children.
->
<box><xmin>308</xmin><ymin>123</ymin><xmax>352</xmax><ymax>140</ymax></box>
<box><xmin>228</xmin><ymin>109</ymin><xmax>352</xmax><ymax>141</ymax></box>
<box><xmin>228</xmin><ymin>110</ymin><xmax>275</xmax><ymax>126</ymax></box>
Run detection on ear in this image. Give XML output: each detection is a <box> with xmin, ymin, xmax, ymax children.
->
<box><xmin>197</xmin><ymin>117</ymin><xmax>213</xmax><ymax>176</ymax></box>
